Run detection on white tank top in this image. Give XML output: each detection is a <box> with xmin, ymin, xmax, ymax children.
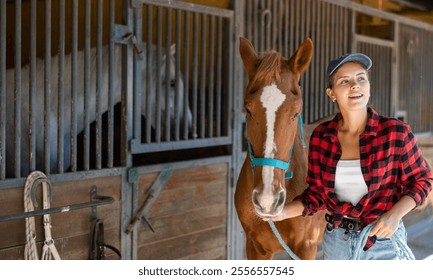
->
<box><xmin>334</xmin><ymin>159</ymin><xmax>368</xmax><ymax>206</ymax></box>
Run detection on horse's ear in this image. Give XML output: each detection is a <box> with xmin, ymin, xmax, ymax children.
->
<box><xmin>239</xmin><ymin>37</ymin><xmax>258</xmax><ymax>80</ymax></box>
<box><xmin>170</xmin><ymin>44</ymin><xmax>176</xmax><ymax>56</ymax></box>
<box><xmin>287</xmin><ymin>38</ymin><xmax>314</xmax><ymax>76</ymax></box>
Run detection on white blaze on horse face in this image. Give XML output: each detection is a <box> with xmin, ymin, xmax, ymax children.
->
<box><xmin>260</xmin><ymin>83</ymin><xmax>286</xmax><ymax>206</ymax></box>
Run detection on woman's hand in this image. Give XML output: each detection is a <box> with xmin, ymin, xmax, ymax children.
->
<box><xmin>262</xmin><ymin>200</ymin><xmax>305</xmax><ymax>222</ymax></box>
<box><xmin>369</xmin><ymin>195</ymin><xmax>416</xmax><ymax>238</ymax></box>
<box><xmin>262</xmin><ymin>211</ymin><xmax>288</xmax><ymax>222</ymax></box>
<box><xmin>369</xmin><ymin>212</ymin><xmax>400</xmax><ymax>238</ymax></box>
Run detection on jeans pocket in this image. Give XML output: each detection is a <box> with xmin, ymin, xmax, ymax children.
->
<box><xmin>375</xmin><ymin>236</ymin><xmax>393</xmax><ymax>244</ymax></box>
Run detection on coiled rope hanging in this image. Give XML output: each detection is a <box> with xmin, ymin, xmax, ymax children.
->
<box><xmin>24</xmin><ymin>171</ymin><xmax>61</xmax><ymax>260</ymax></box>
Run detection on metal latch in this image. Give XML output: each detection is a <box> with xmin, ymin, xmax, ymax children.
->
<box><xmin>113</xmin><ymin>24</ymin><xmax>144</xmax><ymax>60</ymax></box>
<box><xmin>123</xmin><ymin>32</ymin><xmax>144</xmax><ymax>60</ymax></box>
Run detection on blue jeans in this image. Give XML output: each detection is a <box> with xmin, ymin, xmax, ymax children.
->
<box><xmin>322</xmin><ymin>220</ymin><xmax>413</xmax><ymax>260</ymax></box>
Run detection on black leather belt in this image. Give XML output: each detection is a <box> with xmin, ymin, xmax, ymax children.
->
<box><xmin>325</xmin><ymin>213</ymin><xmax>362</xmax><ymax>232</ymax></box>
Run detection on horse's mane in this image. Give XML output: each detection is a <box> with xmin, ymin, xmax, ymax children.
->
<box><xmin>250</xmin><ymin>51</ymin><xmax>283</xmax><ymax>87</ymax></box>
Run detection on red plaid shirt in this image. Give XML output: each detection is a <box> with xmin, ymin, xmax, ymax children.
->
<box><xmin>295</xmin><ymin>108</ymin><xmax>432</xmax><ymax>249</ymax></box>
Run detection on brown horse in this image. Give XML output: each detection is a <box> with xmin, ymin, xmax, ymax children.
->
<box><xmin>235</xmin><ymin>37</ymin><xmax>326</xmax><ymax>260</ymax></box>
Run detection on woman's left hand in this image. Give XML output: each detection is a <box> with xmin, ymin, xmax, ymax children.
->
<box><xmin>368</xmin><ymin>212</ymin><xmax>400</xmax><ymax>238</ymax></box>
<box><xmin>369</xmin><ymin>195</ymin><xmax>416</xmax><ymax>238</ymax></box>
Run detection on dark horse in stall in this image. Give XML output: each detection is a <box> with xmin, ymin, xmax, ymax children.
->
<box><xmin>235</xmin><ymin>37</ymin><xmax>326</xmax><ymax>260</ymax></box>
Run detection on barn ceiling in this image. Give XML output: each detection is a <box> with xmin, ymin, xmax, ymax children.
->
<box><xmin>391</xmin><ymin>0</ymin><xmax>433</xmax><ymax>10</ymax></box>
<box><xmin>354</xmin><ymin>0</ymin><xmax>433</xmax><ymax>24</ymax></box>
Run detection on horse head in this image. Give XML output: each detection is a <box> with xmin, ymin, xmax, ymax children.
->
<box><xmin>239</xmin><ymin>37</ymin><xmax>313</xmax><ymax>218</ymax></box>
<box><xmin>3</xmin><ymin>41</ymin><xmax>193</xmax><ymax>178</ymax></box>
<box><xmin>144</xmin><ymin>44</ymin><xmax>192</xmax><ymax>138</ymax></box>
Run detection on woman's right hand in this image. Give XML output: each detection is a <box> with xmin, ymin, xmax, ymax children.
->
<box><xmin>262</xmin><ymin>200</ymin><xmax>305</xmax><ymax>222</ymax></box>
<box><xmin>262</xmin><ymin>211</ymin><xmax>287</xmax><ymax>222</ymax></box>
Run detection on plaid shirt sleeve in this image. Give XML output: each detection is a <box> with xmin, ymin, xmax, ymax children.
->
<box><xmin>294</xmin><ymin>123</ymin><xmax>331</xmax><ymax>216</ymax></box>
<box><xmin>398</xmin><ymin>124</ymin><xmax>432</xmax><ymax>206</ymax></box>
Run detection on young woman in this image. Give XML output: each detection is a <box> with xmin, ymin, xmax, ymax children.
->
<box><xmin>269</xmin><ymin>53</ymin><xmax>433</xmax><ymax>259</ymax></box>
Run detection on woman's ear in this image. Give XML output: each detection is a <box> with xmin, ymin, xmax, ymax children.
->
<box><xmin>326</xmin><ymin>88</ymin><xmax>335</xmax><ymax>101</ymax></box>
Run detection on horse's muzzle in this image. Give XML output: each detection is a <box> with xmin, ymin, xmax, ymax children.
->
<box><xmin>252</xmin><ymin>187</ymin><xmax>286</xmax><ymax>217</ymax></box>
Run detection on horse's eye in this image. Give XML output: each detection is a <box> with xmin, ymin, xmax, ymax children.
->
<box><xmin>245</xmin><ymin>109</ymin><xmax>252</xmax><ymax>117</ymax></box>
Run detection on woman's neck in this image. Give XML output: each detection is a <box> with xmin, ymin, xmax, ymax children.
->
<box><xmin>338</xmin><ymin>109</ymin><xmax>368</xmax><ymax>134</ymax></box>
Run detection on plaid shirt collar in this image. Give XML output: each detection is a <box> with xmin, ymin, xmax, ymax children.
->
<box><xmin>323</xmin><ymin>107</ymin><xmax>379</xmax><ymax>141</ymax></box>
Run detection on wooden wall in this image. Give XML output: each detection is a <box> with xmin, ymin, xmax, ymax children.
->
<box><xmin>137</xmin><ymin>163</ymin><xmax>228</xmax><ymax>260</ymax></box>
<box><xmin>0</xmin><ymin>176</ymin><xmax>121</xmax><ymax>260</ymax></box>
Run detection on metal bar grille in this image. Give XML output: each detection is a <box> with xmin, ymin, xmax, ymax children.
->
<box><xmin>83</xmin><ymin>0</ymin><xmax>90</xmax><ymax>171</ymax></box>
<box><xmin>44</xmin><ymin>0</ymin><xmax>51</xmax><ymax>174</ymax></box>
<box><xmin>57</xmin><ymin>0</ymin><xmax>65</xmax><ymax>173</ymax></box>
<box><xmin>14</xmin><ymin>0</ymin><xmax>22</xmax><ymax>177</ymax></box>
<box><xmin>1</xmin><ymin>0</ymin><xmax>120</xmax><ymax>178</ymax></box>
<box><xmin>71</xmin><ymin>0</ymin><xmax>78</xmax><ymax>172</ymax></box>
<box><xmin>96</xmin><ymin>0</ymin><xmax>104</xmax><ymax>170</ymax></box>
<box><xmin>243</xmin><ymin>0</ymin><xmax>351</xmax><ymax>124</ymax></box>
<box><xmin>130</xmin><ymin>0</ymin><xmax>234</xmax><ymax>154</ymax></box>
<box><xmin>107</xmin><ymin>0</ymin><xmax>115</xmax><ymax>169</ymax></box>
<box><xmin>0</xmin><ymin>0</ymin><xmax>6</xmax><ymax>179</ymax></box>
<box><xmin>29</xmin><ymin>0</ymin><xmax>37</xmax><ymax>173</ymax></box>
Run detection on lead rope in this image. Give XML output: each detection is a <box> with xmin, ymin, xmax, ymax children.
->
<box><xmin>24</xmin><ymin>171</ymin><xmax>61</xmax><ymax>260</ymax></box>
<box><xmin>268</xmin><ymin>220</ymin><xmax>301</xmax><ymax>260</ymax></box>
<box><xmin>351</xmin><ymin>224</ymin><xmax>415</xmax><ymax>260</ymax></box>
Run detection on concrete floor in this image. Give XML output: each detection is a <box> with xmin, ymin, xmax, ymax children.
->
<box><xmin>407</xmin><ymin>218</ymin><xmax>433</xmax><ymax>259</ymax></box>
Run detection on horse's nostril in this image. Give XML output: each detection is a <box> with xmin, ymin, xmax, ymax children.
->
<box><xmin>252</xmin><ymin>190</ymin><xmax>260</xmax><ymax>207</ymax></box>
<box><xmin>276</xmin><ymin>189</ymin><xmax>286</xmax><ymax>208</ymax></box>
<box><xmin>252</xmin><ymin>190</ymin><xmax>266</xmax><ymax>213</ymax></box>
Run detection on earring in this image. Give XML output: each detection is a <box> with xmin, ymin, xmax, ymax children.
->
<box><xmin>332</xmin><ymin>98</ymin><xmax>336</xmax><ymax>103</ymax></box>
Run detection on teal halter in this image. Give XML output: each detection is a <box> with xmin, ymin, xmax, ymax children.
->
<box><xmin>246</xmin><ymin>114</ymin><xmax>306</xmax><ymax>180</ymax></box>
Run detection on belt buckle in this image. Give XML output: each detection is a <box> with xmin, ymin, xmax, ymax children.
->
<box><xmin>343</xmin><ymin>217</ymin><xmax>361</xmax><ymax>232</ymax></box>
<box><xmin>325</xmin><ymin>214</ymin><xmax>362</xmax><ymax>232</ymax></box>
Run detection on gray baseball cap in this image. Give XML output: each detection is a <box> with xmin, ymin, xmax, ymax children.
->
<box><xmin>326</xmin><ymin>53</ymin><xmax>372</xmax><ymax>77</ymax></box>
